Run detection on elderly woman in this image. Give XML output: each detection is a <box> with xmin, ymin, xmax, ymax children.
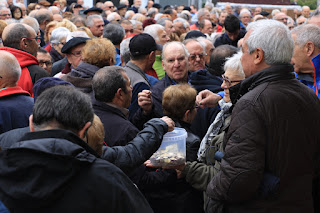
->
<box><xmin>49</xmin><ymin>27</ymin><xmax>70</xmax><ymax>63</ymax></box>
<box><xmin>176</xmin><ymin>51</ymin><xmax>245</xmax><ymax>209</ymax></box>
<box><xmin>62</xmin><ymin>37</ymin><xmax>115</xmax><ymax>93</ymax></box>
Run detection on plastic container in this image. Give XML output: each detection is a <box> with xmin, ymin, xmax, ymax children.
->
<box><xmin>149</xmin><ymin>127</ymin><xmax>187</xmax><ymax>167</ymax></box>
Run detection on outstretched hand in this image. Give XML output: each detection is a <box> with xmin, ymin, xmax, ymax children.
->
<box><xmin>196</xmin><ymin>89</ymin><xmax>222</xmax><ymax>109</ymax></box>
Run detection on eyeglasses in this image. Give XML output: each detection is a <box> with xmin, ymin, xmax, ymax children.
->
<box><xmin>39</xmin><ymin>60</ymin><xmax>52</xmax><ymax>66</ymax></box>
<box><xmin>107</xmin><ymin>6</ymin><xmax>114</xmax><ymax>8</ymax></box>
<box><xmin>276</xmin><ymin>17</ymin><xmax>288</xmax><ymax>21</ymax></box>
<box><xmin>0</xmin><ymin>13</ymin><xmax>11</xmax><ymax>16</ymax></box>
<box><xmin>70</xmin><ymin>51</ymin><xmax>82</xmax><ymax>57</ymax></box>
<box><xmin>222</xmin><ymin>74</ymin><xmax>242</xmax><ymax>86</ymax></box>
<box><xmin>59</xmin><ymin>41</ymin><xmax>66</xmax><ymax>46</ymax></box>
<box><xmin>115</xmin><ymin>19</ymin><xmax>121</xmax><ymax>22</ymax></box>
<box><xmin>189</xmin><ymin>53</ymin><xmax>206</xmax><ymax>60</ymax></box>
<box><xmin>24</xmin><ymin>36</ymin><xmax>41</xmax><ymax>44</ymax></box>
<box><xmin>125</xmin><ymin>29</ymin><xmax>134</xmax><ymax>33</ymax></box>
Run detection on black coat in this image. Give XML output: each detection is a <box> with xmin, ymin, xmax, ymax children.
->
<box><xmin>214</xmin><ymin>29</ymin><xmax>246</xmax><ymax>48</ymax></box>
<box><xmin>0</xmin><ymin>129</ymin><xmax>153</xmax><ymax>212</ymax></box>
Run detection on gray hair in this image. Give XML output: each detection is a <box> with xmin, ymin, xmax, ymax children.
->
<box><xmin>197</xmin><ymin>8</ymin><xmax>209</xmax><ymax>19</ymax></box>
<box><xmin>144</xmin><ymin>24</ymin><xmax>164</xmax><ymax>42</ymax></box>
<box><xmin>21</xmin><ymin>17</ymin><xmax>40</xmax><ymax>34</ymax></box>
<box><xmin>183</xmin><ymin>38</ymin><xmax>206</xmax><ymax>54</ymax></box>
<box><xmin>107</xmin><ymin>12</ymin><xmax>120</xmax><ymax>22</ymax></box>
<box><xmin>103</xmin><ymin>23</ymin><xmax>125</xmax><ymax>45</ymax></box>
<box><xmin>66</xmin><ymin>31</ymin><xmax>89</xmax><ymax>41</ymax></box>
<box><xmin>271</xmin><ymin>9</ymin><xmax>280</xmax><ymax>17</ymax></box>
<box><xmin>125</xmin><ymin>10</ymin><xmax>135</xmax><ymax>19</ymax></box>
<box><xmin>173</xmin><ymin>17</ymin><xmax>188</xmax><ymax>29</ymax></box>
<box><xmin>120</xmin><ymin>37</ymin><xmax>132</xmax><ymax>65</ymax></box>
<box><xmin>86</xmin><ymin>14</ymin><xmax>103</xmax><ymax>27</ymax></box>
<box><xmin>224</xmin><ymin>51</ymin><xmax>245</xmax><ymax>78</ymax></box>
<box><xmin>130</xmin><ymin>20</ymin><xmax>142</xmax><ymax>30</ymax></box>
<box><xmin>246</xmin><ymin>19</ymin><xmax>294</xmax><ymax>65</ymax></box>
<box><xmin>138</xmin><ymin>7</ymin><xmax>147</xmax><ymax>14</ymax></box>
<box><xmin>148</xmin><ymin>8</ymin><xmax>158</xmax><ymax>17</ymax></box>
<box><xmin>239</xmin><ymin>9</ymin><xmax>251</xmax><ymax>18</ymax></box>
<box><xmin>50</xmin><ymin>27</ymin><xmax>71</xmax><ymax>45</ymax></box>
<box><xmin>157</xmin><ymin>17</ymin><xmax>171</xmax><ymax>27</ymax></box>
<box><xmin>291</xmin><ymin>24</ymin><xmax>320</xmax><ymax>49</ymax></box>
<box><xmin>162</xmin><ymin>41</ymin><xmax>189</xmax><ymax>59</ymax></box>
<box><xmin>310</xmin><ymin>9</ymin><xmax>320</xmax><ymax>18</ymax></box>
<box><xmin>48</xmin><ymin>6</ymin><xmax>60</xmax><ymax>14</ymax></box>
<box><xmin>0</xmin><ymin>51</ymin><xmax>21</xmax><ymax>83</ymax></box>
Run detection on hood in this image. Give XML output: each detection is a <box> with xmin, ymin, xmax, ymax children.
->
<box><xmin>0</xmin><ymin>47</ymin><xmax>38</xmax><ymax>68</ymax></box>
<box><xmin>189</xmin><ymin>69</ymin><xmax>223</xmax><ymax>93</ymax></box>
<box><xmin>0</xmin><ymin>86</ymin><xmax>30</xmax><ymax>98</ymax></box>
<box><xmin>0</xmin><ymin>130</ymin><xmax>98</xmax><ymax>208</ymax></box>
<box><xmin>69</xmin><ymin>62</ymin><xmax>100</xmax><ymax>78</ymax></box>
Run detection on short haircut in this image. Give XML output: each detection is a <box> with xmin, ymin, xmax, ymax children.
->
<box><xmin>3</xmin><ymin>23</ymin><xmax>31</xmax><ymax>49</ymax></box>
<box><xmin>199</xmin><ymin>18</ymin><xmax>210</xmax><ymax>29</ymax></box>
<box><xmin>224</xmin><ymin>51</ymin><xmax>245</xmax><ymax>78</ymax></box>
<box><xmin>246</xmin><ymin>19</ymin><xmax>294</xmax><ymax>65</ymax></box>
<box><xmin>144</xmin><ymin>24</ymin><xmax>164</xmax><ymax>42</ymax></box>
<box><xmin>50</xmin><ymin>27</ymin><xmax>70</xmax><ymax>45</ymax></box>
<box><xmin>32</xmin><ymin>86</ymin><xmax>94</xmax><ymax>133</ymax></box>
<box><xmin>120</xmin><ymin>37</ymin><xmax>132</xmax><ymax>64</ymax></box>
<box><xmin>34</xmin><ymin>10</ymin><xmax>51</xmax><ymax>24</ymax></box>
<box><xmin>157</xmin><ymin>17</ymin><xmax>171</xmax><ymax>27</ymax></box>
<box><xmin>71</xmin><ymin>15</ymin><xmax>86</xmax><ymax>27</ymax></box>
<box><xmin>81</xmin><ymin>38</ymin><xmax>116</xmax><ymax>68</ymax></box>
<box><xmin>224</xmin><ymin>14</ymin><xmax>240</xmax><ymax>33</ymax></box>
<box><xmin>92</xmin><ymin>66</ymin><xmax>128</xmax><ymax>103</ymax></box>
<box><xmin>197</xmin><ymin>8</ymin><xmax>209</xmax><ymax>19</ymax></box>
<box><xmin>37</xmin><ymin>47</ymin><xmax>49</xmax><ymax>54</ymax></box>
<box><xmin>86</xmin><ymin>14</ymin><xmax>103</xmax><ymax>27</ymax></box>
<box><xmin>162</xmin><ymin>84</ymin><xmax>197</xmax><ymax>120</ymax></box>
<box><xmin>21</xmin><ymin>17</ymin><xmax>40</xmax><ymax>35</ymax></box>
<box><xmin>103</xmin><ymin>23</ymin><xmax>125</xmax><ymax>45</ymax></box>
<box><xmin>183</xmin><ymin>38</ymin><xmax>205</xmax><ymax>53</ymax></box>
<box><xmin>173</xmin><ymin>17</ymin><xmax>188</xmax><ymax>28</ymax></box>
<box><xmin>239</xmin><ymin>9</ymin><xmax>251</xmax><ymax>18</ymax></box>
<box><xmin>162</xmin><ymin>41</ymin><xmax>189</xmax><ymax>59</ymax></box>
<box><xmin>106</xmin><ymin>12</ymin><xmax>120</xmax><ymax>22</ymax></box>
<box><xmin>291</xmin><ymin>24</ymin><xmax>320</xmax><ymax>49</ymax></box>
<box><xmin>208</xmin><ymin>44</ymin><xmax>238</xmax><ymax>76</ymax></box>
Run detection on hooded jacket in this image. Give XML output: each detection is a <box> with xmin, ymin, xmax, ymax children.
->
<box><xmin>0</xmin><ymin>47</ymin><xmax>49</xmax><ymax>97</ymax></box>
<box><xmin>0</xmin><ymin>129</ymin><xmax>153</xmax><ymax>213</ymax></box>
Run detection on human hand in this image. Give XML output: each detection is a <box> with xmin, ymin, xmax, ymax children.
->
<box><xmin>196</xmin><ymin>89</ymin><xmax>222</xmax><ymax>109</ymax></box>
<box><xmin>160</xmin><ymin>116</ymin><xmax>175</xmax><ymax>132</ymax></box>
<box><xmin>138</xmin><ymin>90</ymin><xmax>153</xmax><ymax>114</ymax></box>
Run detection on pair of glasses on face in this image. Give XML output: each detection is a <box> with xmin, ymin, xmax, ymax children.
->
<box><xmin>70</xmin><ymin>51</ymin><xmax>81</xmax><ymax>57</ymax></box>
<box><xmin>39</xmin><ymin>60</ymin><xmax>52</xmax><ymax>66</ymax></box>
<box><xmin>189</xmin><ymin>53</ymin><xmax>206</xmax><ymax>60</ymax></box>
<box><xmin>222</xmin><ymin>74</ymin><xmax>242</xmax><ymax>86</ymax></box>
<box><xmin>24</xmin><ymin>36</ymin><xmax>41</xmax><ymax>44</ymax></box>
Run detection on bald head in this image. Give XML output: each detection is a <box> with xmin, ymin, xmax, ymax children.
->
<box><xmin>0</xmin><ymin>50</ymin><xmax>21</xmax><ymax>88</ymax></box>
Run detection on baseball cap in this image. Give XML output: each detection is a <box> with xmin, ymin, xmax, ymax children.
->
<box><xmin>129</xmin><ymin>33</ymin><xmax>162</xmax><ymax>57</ymax></box>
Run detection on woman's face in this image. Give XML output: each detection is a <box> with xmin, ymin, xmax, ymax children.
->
<box><xmin>221</xmin><ymin>69</ymin><xmax>244</xmax><ymax>103</ymax></box>
<box><xmin>13</xmin><ymin>8</ymin><xmax>21</xmax><ymax>19</ymax></box>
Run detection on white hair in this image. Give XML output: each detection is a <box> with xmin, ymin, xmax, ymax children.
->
<box><xmin>107</xmin><ymin>12</ymin><xmax>120</xmax><ymax>22</ymax></box>
<box><xmin>130</xmin><ymin>20</ymin><xmax>142</xmax><ymax>29</ymax></box>
<box><xmin>154</xmin><ymin>13</ymin><xmax>163</xmax><ymax>21</ymax></box>
<box><xmin>86</xmin><ymin>14</ymin><xmax>103</xmax><ymax>27</ymax></box>
<box><xmin>50</xmin><ymin>27</ymin><xmax>71</xmax><ymax>45</ymax></box>
<box><xmin>271</xmin><ymin>9</ymin><xmax>280</xmax><ymax>17</ymax></box>
<box><xmin>144</xmin><ymin>24</ymin><xmax>164</xmax><ymax>42</ymax></box>
<box><xmin>21</xmin><ymin>17</ymin><xmax>40</xmax><ymax>34</ymax></box>
<box><xmin>239</xmin><ymin>9</ymin><xmax>251</xmax><ymax>18</ymax></box>
<box><xmin>161</xmin><ymin>41</ymin><xmax>189</xmax><ymax>59</ymax></box>
<box><xmin>120</xmin><ymin>37</ymin><xmax>132</xmax><ymax>65</ymax></box>
<box><xmin>224</xmin><ymin>51</ymin><xmax>245</xmax><ymax>78</ymax></box>
<box><xmin>246</xmin><ymin>19</ymin><xmax>294</xmax><ymax>65</ymax></box>
<box><xmin>125</xmin><ymin>10</ymin><xmax>134</xmax><ymax>19</ymax></box>
<box><xmin>66</xmin><ymin>31</ymin><xmax>89</xmax><ymax>41</ymax></box>
<box><xmin>291</xmin><ymin>24</ymin><xmax>320</xmax><ymax>49</ymax></box>
<box><xmin>173</xmin><ymin>17</ymin><xmax>188</xmax><ymax>29</ymax></box>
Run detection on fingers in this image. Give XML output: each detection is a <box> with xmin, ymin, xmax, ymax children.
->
<box><xmin>160</xmin><ymin>116</ymin><xmax>175</xmax><ymax>132</ymax></box>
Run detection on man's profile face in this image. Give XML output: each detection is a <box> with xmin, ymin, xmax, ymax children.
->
<box><xmin>162</xmin><ymin>44</ymin><xmax>188</xmax><ymax>82</ymax></box>
<box><xmin>0</xmin><ymin>8</ymin><xmax>11</xmax><ymax>20</ymax></box>
<box><xmin>174</xmin><ymin>21</ymin><xmax>186</xmax><ymax>36</ymax></box>
<box><xmin>240</xmin><ymin>31</ymin><xmax>255</xmax><ymax>78</ymax></box>
<box><xmin>89</xmin><ymin>18</ymin><xmax>104</xmax><ymax>37</ymax></box>
<box><xmin>219</xmin><ymin>12</ymin><xmax>227</xmax><ymax>25</ymax></box>
<box><xmin>290</xmin><ymin>33</ymin><xmax>312</xmax><ymax>74</ymax></box>
<box><xmin>201</xmin><ymin>20</ymin><xmax>213</xmax><ymax>35</ymax></box>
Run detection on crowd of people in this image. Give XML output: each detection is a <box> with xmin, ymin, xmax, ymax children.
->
<box><xmin>0</xmin><ymin>0</ymin><xmax>320</xmax><ymax>212</ymax></box>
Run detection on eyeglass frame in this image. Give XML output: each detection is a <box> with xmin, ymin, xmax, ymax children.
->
<box><xmin>189</xmin><ymin>53</ymin><xmax>207</xmax><ymax>61</ymax></box>
<box><xmin>38</xmin><ymin>60</ymin><xmax>53</xmax><ymax>66</ymax></box>
<box><xmin>23</xmin><ymin>36</ymin><xmax>41</xmax><ymax>44</ymax></box>
<box><xmin>222</xmin><ymin>74</ymin><xmax>242</xmax><ymax>86</ymax></box>
<box><xmin>70</xmin><ymin>50</ymin><xmax>82</xmax><ymax>57</ymax></box>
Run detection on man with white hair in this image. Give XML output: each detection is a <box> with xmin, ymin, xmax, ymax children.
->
<box><xmin>291</xmin><ymin>24</ymin><xmax>320</xmax><ymax>98</ymax></box>
<box><xmin>274</xmin><ymin>12</ymin><xmax>288</xmax><ymax>25</ymax></box>
<box><xmin>239</xmin><ymin>9</ymin><xmax>251</xmax><ymax>29</ymax></box>
<box><xmin>308</xmin><ymin>9</ymin><xmax>320</xmax><ymax>26</ymax></box>
<box><xmin>144</xmin><ymin>24</ymin><xmax>170</xmax><ymax>79</ymax></box>
<box><xmin>0</xmin><ymin>7</ymin><xmax>11</xmax><ymax>20</ymax></box>
<box><xmin>106</xmin><ymin>12</ymin><xmax>121</xmax><ymax>23</ymax></box>
<box><xmin>190</xmin><ymin>8</ymin><xmax>210</xmax><ymax>30</ymax></box>
<box><xmin>302</xmin><ymin>5</ymin><xmax>310</xmax><ymax>18</ymax></box>
<box><xmin>0</xmin><ymin>51</ymin><xmax>34</xmax><ymax>134</ymax></box>
<box><xmin>201</xmin><ymin>19</ymin><xmax>320</xmax><ymax>212</ymax></box>
<box><xmin>183</xmin><ymin>39</ymin><xmax>206</xmax><ymax>72</ymax></box>
<box><xmin>86</xmin><ymin>14</ymin><xmax>104</xmax><ymax>37</ymax></box>
<box><xmin>173</xmin><ymin>17</ymin><xmax>189</xmax><ymax>37</ymax></box>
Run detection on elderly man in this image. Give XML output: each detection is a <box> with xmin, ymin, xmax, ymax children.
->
<box><xmin>184</xmin><ymin>39</ymin><xmax>206</xmax><ymax>72</ymax></box>
<box><xmin>199</xmin><ymin>19</ymin><xmax>214</xmax><ymax>36</ymax></box>
<box><xmin>274</xmin><ymin>12</ymin><xmax>288</xmax><ymax>25</ymax></box>
<box><xmin>0</xmin><ymin>7</ymin><xmax>11</xmax><ymax>20</ymax></box>
<box><xmin>106</xmin><ymin>12</ymin><xmax>121</xmax><ymax>23</ymax></box>
<box><xmin>0</xmin><ymin>51</ymin><xmax>34</xmax><ymax>134</ymax></box>
<box><xmin>0</xmin><ymin>23</ymin><xmax>49</xmax><ymax>96</ymax></box>
<box><xmin>200</xmin><ymin>19</ymin><xmax>320</xmax><ymax>213</ymax></box>
<box><xmin>190</xmin><ymin>8</ymin><xmax>210</xmax><ymax>30</ymax></box>
<box><xmin>302</xmin><ymin>5</ymin><xmax>310</xmax><ymax>18</ymax></box>
<box><xmin>144</xmin><ymin>24</ymin><xmax>170</xmax><ymax>79</ymax></box>
<box><xmin>124</xmin><ymin>33</ymin><xmax>160</xmax><ymax>118</ymax></box>
<box><xmin>86</xmin><ymin>14</ymin><xmax>104</xmax><ymax>37</ymax></box>
<box><xmin>33</xmin><ymin>9</ymin><xmax>52</xmax><ymax>47</ymax></box>
<box><xmin>309</xmin><ymin>9</ymin><xmax>320</xmax><ymax>26</ymax></box>
<box><xmin>120</xmin><ymin>19</ymin><xmax>133</xmax><ymax>37</ymax></box>
<box><xmin>173</xmin><ymin>18</ymin><xmax>189</xmax><ymax>37</ymax></box>
<box><xmin>296</xmin><ymin>15</ymin><xmax>306</xmax><ymax>25</ymax></box>
<box><xmin>0</xmin><ymin>84</ymin><xmax>174</xmax><ymax>212</ymax></box>
<box><xmin>291</xmin><ymin>24</ymin><xmax>320</xmax><ymax>98</ymax></box>
<box><xmin>103</xmin><ymin>23</ymin><xmax>125</xmax><ymax>66</ymax></box>
<box><xmin>92</xmin><ymin>66</ymin><xmax>138</xmax><ymax>146</ymax></box>
<box><xmin>104</xmin><ymin>1</ymin><xmax>114</xmax><ymax>11</ymax></box>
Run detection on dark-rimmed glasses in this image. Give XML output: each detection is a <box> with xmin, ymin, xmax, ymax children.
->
<box><xmin>222</xmin><ymin>74</ymin><xmax>242</xmax><ymax>86</ymax></box>
<box><xmin>189</xmin><ymin>53</ymin><xmax>206</xmax><ymax>60</ymax></box>
<box><xmin>70</xmin><ymin>51</ymin><xmax>82</xmax><ymax>57</ymax></box>
<box><xmin>24</xmin><ymin>36</ymin><xmax>41</xmax><ymax>44</ymax></box>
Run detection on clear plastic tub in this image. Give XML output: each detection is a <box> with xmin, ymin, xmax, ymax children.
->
<box><xmin>149</xmin><ymin>127</ymin><xmax>187</xmax><ymax>167</ymax></box>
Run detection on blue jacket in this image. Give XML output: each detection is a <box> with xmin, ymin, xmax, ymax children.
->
<box><xmin>296</xmin><ymin>53</ymin><xmax>320</xmax><ymax>98</ymax></box>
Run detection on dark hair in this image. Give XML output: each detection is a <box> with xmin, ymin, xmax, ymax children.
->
<box><xmin>34</xmin><ymin>11</ymin><xmax>51</xmax><ymax>25</ymax></box>
<box><xmin>92</xmin><ymin>66</ymin><xmax>128</xmax><ymax>103</ymax></box>
<box><xmin>199</xmin><ymin>18</ymin><xmax>209</xmax><ymax>29</ymax></box>
<box><xmin>37</xmin><ymin>47</ymin><xmax>49</xmax><ymax>54</ymax></box>
<box><xmin>208</xmin><ymin>44</ymin><xmax>238</xmax><ymax>76</ymax></box>
<box><xmin>224</xmin><ymin>14</ymin><xmax>240</xmax><ymax>33</ymax></box>
<box><xmin>103</xmin><ymin>23</ymin><xmax>125</xmax><ymax>45</ymax></box>
<box><xmin>32</xmin><ymin>86</ymin><xmax>94</xmax><ymax>133</ymax></box>
<box><xmin>10</xmin><ymin>6</ymin><xmax>23</xmax><ymax>20</ymax></box>
<box><xmin>130</xmin><ymin>53</ymin><xmax>148</xmax><ymax>61</ymax></box>
<box><xmin>3</xmin><ymin>24</ymin><xmax>31</xmax><ymax>49</ymax></box>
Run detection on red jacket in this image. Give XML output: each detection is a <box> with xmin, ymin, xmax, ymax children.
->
<box><xmin>0</xmin><ymin>47</ymin><xmax>49</xmax><ymax>97</ymax></box>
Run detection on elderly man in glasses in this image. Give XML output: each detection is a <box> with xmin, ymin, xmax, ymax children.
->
<box><xmin>0</xmin><ymin>23</ymin><xmax>49</xmax><ymax>96</ymax></box>
<box><xmin>184</xmin><ymin>39</ymin><xmax>206</xmax><ymax>72</ymax></box>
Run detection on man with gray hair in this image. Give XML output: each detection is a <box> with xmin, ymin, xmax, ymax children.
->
<box><xmin>173</xmin><ymin>17</ymin><xmax>189</xmax><ymax>37</ymax></box>
<box><xmin>0</xmin><ymin>7</ymin><xmax>11</xmax><ymax>20</ymax></box>
<box><xmin>0</xmin><ymin>23</ymin><xmax>49</xmax><ymax>96</ymax></box>
<box><xmin>291</xmin><ymin>24</ymin><xmax>320</xmax><ymax>98</ymax></box>
<box><xmin>33</xmin><ymin>9</ymin><xmax>52</xmax><ymax>47</ymax></box>
<box><xmin>200</xmin><ymin>19</ymin><xmax>320</xmax><ymax>212</ymax></box>
<box><xmin>190</xmin><ymin>8</ymin><xmax>210</xmax><ymax>30</ymax></box>
<box><xmin>309</xmin><ymin>9</ymin><xmax>320</xmax><ymax>26</ymax></box>
<box><xmin>86</xmin><ymin>14</ymin><xmax>104</xmax><ymax>37</ymax></box>
<box><xmin>184</xmin><ymin>38</ymin><xmax>206</xmax><ymax>72</ymax></box>
<box><xmin>0</xmin><ymin>50</ymin><xmax>34</xmax><ymax>134</ymax></box>
<box><xmin>103</xmin><ymin>23</ymin><xmax>125</xmax><ymax>66</ymax></box>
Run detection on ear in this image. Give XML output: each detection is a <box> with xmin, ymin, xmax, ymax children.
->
<box><xmin>305</xmin><ymin>41</ymin><xmax>315</xmax><ymax>57</ymax></box>
<box><xmin>162</xmin><ymin>59</ymin><xmax>166</xmax><ymax>71</ymax></box>
<box><xmin>182</xmin><ymin>109</ymin><xmax>191</xmax><ymax>123</ymax></box>
<box><xmin>78</xmin><ymin>121</ymin><xmax>92</xmax><ymax>139</ymax></box>
<box><xmin>20</xmin><ymin>37</ymin><xmax>28</xmax><ymax>50</ymax></box>
<box><xmin>253</xmin><ymin>48</ymin><xmax>264</xmax><ymax>65</ymax></box>
<box><xmin>29</xmin><ymin>115</ymin><xmax>35</xmax><ymax>132</ymax></box>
